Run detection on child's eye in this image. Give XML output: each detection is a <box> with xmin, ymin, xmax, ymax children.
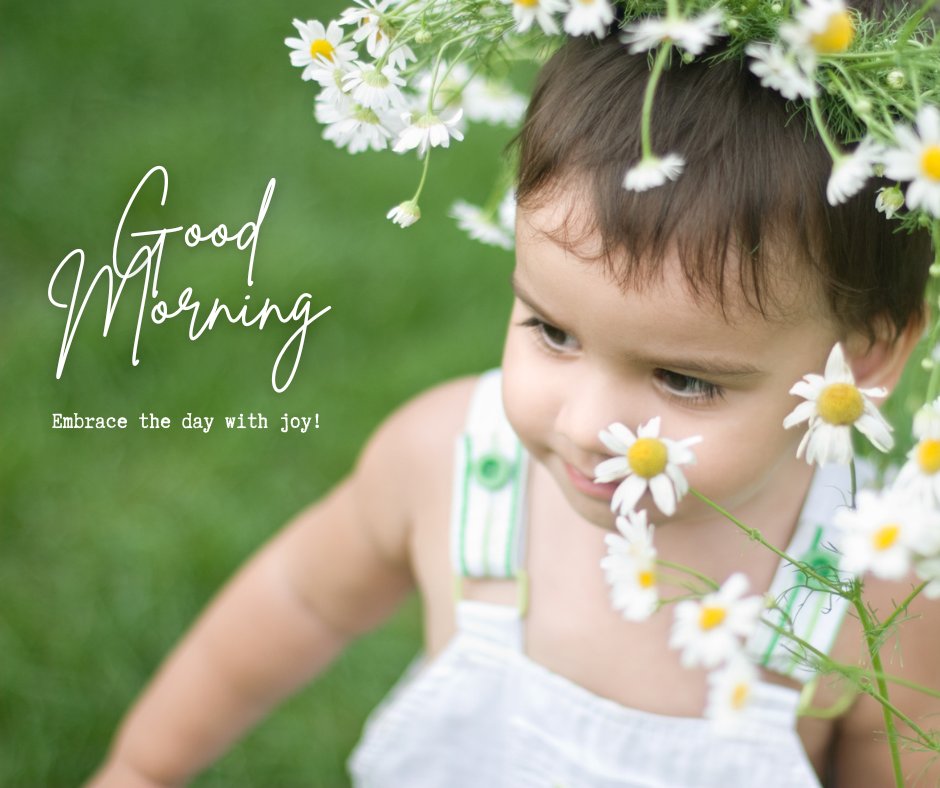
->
<box><xmin>519</xmin><ymin>316</ymin><xmax>580</xmax><ymax>353</ymax></box>
<box><xmin>654</xmin><ymin>369</ymin><xmax>724</xmax><ymax>402</ymax></box>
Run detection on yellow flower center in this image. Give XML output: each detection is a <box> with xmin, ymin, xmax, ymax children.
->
<box><xmin>816</xmin><ymin>382</ymin><xmax>864</xmax><ymax>426</ymax></box>
<box><xmin>638</xmin><ymin>568</ymin><xmax>657</xmax><ymax>589</ymax></box>
<box><xmin>917</xmin><ymin>438</ymin><xmax>940</xmax><ymax>474</ymax></box>
<box><xmin>872</xmin><ymin>523</ymin><xmax>900</xmax><ymax>552</ymax></box>
<box><xmin>810</xmin><ymin>10</ymin><xmax>855</xmax><ymax>54</ymax></box>
<box><xmin>309</xmin><ymin>38</ymin><xmax>335</xmax><ymax>61</ymax></box>
<box><xmin>627</xmin><ymin>438</ymin><xmax>669</xmax><ymax>479</ymax></box>
<box><xmin>731</xmin><ymin>682</ymin><xmax>751</xmax><ymax>710</ymax></box>
<box><xmin>922</xmin><ymin>146</ymin><xmax>940</xmax><ymax>182</ymax></box>
<box><xmin>699</xmin><ymin>605</ymin><xmax>727</xmax><ymax>631</ymax></box>
<box><xmin>513</xmin><ymin>0</ymin><xmax>540</xmax><ymax>6</ymax></box>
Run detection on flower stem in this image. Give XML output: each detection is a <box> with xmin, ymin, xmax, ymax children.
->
<box><xmin>851</xmin><ymin>581</ymin><xmax>905</xmax><ymax>787</ymax></box>
<box><xmin>926</xmin><ymin>224</ymin><xmax>940</xmax><ymax>403</ymax></box>
<box><xmin>409</xmin><ymin>139</ymin><xmax>434</xmax><ymax>203</ymax></box>
<box><xmin>689</xmin><ymin>489</ymin><xmax>844</xmax><ymax>593</ymax></box>
<box><xmin>809</xmin><ymin>94</ymin><xmax>844</xmax><ymax>164</ymax></box>
<box><xmin>639</xmin><ymin>45</ymin><xmax>672</xmax><ymax>161</ymax></box>
<box><xmin>878</xmin><ymin>580</ymin><xmax>928</xmax><ymax>632</ymax></box>
<box><xmin>849</xmin><ymin>459</ymin><xmax>857</xmax><ymax>510</ymax></box>
<box><xmin>656</xmin><ymin>558</ymin><xmax>720</xmax><ymax>591</ymax></box>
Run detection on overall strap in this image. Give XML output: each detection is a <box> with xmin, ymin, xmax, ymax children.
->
<box><xmin>449</xmin><ymin>370</ymin><xmax>530</xmax><ymax>651</ymax></box>
<box><xmin>746</xmin><ymin>461</ymin><xmax>873</xmax><ymax>683</ymax></box>
<box><xmin>450</xmin><ymin>369</ymin><xmax>529</xmax><ymax>581</ymax></box>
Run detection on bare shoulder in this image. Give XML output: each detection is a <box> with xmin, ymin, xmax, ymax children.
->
<box><xmin>272</xmin><ymin>375</ymin><xmax>483</xmax><ymax>641</ymax></box>
<box><xmin>351</xmin><ymin>374</ymin><xmax>482</xmax><ymax>560</ymax></box>
<box><xmin>829</xmin><ymin>573</ymin><xmax>940</xmax><ymax>786</ymax></box>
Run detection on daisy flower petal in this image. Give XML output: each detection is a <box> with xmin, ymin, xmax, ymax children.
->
<box><xmin>705</xmin><ymin>653</ymin><xmax>760</xmax><ymax>728</ymax></box>
<box><xmin>601</xmin><ymin>510</ymin><xmax>660</xmax><ymax>621</ymax></box>
<box><xmin>745</xmin><ymin>42</ymin><xmax>818</xmax><ymax>100</ymax></box>
<box><xmin>595</xmin><ymin>417</ymin><xmax>700</xmax><ymax>517</ymax></box>
<box><xmin>670</xmin><ymin>573</ymin><xmax>763</xmax><ymax>669</ymax></box>
<box><xmin>564</xmin><ymin>0</ymin><xmax>615</xmax><ymax>39</ymax></box>
<box><xmin>835</xmin><ymin>489</ymin><xmax>939</xmax><ymax>581</ymax></box>
<box><xmin>826</xmin><ymin>137</ymin><xmax>883</xmax><ymax>206</ymax></box>
<box><xmin>450</xmin><ymin>201</ymin><xmax>515</xmax><ymax>250</ymax></box>
<box><xmin>783</xmin><ymin>343</ymin><xmax>893</xmax><ymax>465</ymax></box>
<box><xmin>883</xmin><ymin>104</ymin><xmax>940</xmax><ymax>219</ymax></box>
<box><xmin>623</xmin><ymin>154</ymin><xmax>686</xmax><ymax>192</ymax></box>
<box><xmin>386</xmin><ymin>200</ymin><xmax>421</xmax><ymax>227</ymax></box>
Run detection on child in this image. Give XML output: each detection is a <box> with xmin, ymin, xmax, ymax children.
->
<box><xmin>91</xmin><ymin>22</ymin><xmax>940</xmax><ymax>788</ymax></box>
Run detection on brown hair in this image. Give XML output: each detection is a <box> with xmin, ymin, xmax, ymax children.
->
<box><xmin>513</xmin><ymin>33</ymin><xmax>932</xmax><ymax>340</ymax></box>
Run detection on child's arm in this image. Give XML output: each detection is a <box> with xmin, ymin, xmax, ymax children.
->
<box><xmin>830</xmin><ymin>577</ymin><xmax>940</xmax><ymax>787</ymax></box>
<box><xmin>87</xmin><ymin>381</ymin><xmax>469</xmax><ymax>787</ymax></box>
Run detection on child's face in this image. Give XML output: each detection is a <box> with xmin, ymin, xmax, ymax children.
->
<box><xmin>502</xmin><ymin>194</ymin><xmax>844</xmax><ymax>531</ymax></box>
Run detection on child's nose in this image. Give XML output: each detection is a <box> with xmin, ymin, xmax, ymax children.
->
<box><xmin>555</xmin><ymin>372</ymin><xmax>629</xmax><ymax>458</ymax></box>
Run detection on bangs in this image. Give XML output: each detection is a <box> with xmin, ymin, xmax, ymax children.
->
<box><xmin>513</xmin><ymin>35</ymin><xmax>930</xmax><ymax>339</ymax></box>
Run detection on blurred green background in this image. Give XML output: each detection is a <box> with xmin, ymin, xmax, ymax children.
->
<box><xmin>1</xmin><ymin>1</ymin><xmax>519</xmax><ymax>784</ymax></box>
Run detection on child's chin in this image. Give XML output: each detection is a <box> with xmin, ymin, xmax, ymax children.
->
<box><xmin>561</xmin><ymin>490</ymin><xmax>620</xmax><ymax>531</ymax></box>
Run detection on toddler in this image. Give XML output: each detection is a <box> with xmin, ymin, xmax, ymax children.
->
<box><xmin>91</xmin><ymin>23</ymin><xmax>940</xmax><ymax>788</ymax></box>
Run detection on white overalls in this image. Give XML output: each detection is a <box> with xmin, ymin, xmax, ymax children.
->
<box><xmin>349</xmin><ymin>370</ymin><xmax>854</xmax><ymax>786</ymax></box>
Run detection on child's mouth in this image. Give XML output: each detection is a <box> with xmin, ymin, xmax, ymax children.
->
<box><xmin>563</xmin><ymin>462</ymin><xmax>620</xmax><ymax>501</ymax></box>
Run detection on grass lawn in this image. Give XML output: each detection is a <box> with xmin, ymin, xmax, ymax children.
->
<box><xmin>1</xmin><ymin>1</ymin><xmax>520</xmax><ymax>784</ymax></box>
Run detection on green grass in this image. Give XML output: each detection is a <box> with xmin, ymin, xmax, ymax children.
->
<box><xmin>0</xmin><ymin>2</ymin><xmax>519</xmax><ymax>784</ymax></box>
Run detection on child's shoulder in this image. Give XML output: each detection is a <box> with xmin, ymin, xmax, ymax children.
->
<box><xmin>359</xmin><ymin>374</ymin><xmax>481</xmax><ymax>477</ymax></box>
<box><xmin>349</xmin><ymin>374</ymin><xmax>483</xmax><ymax>557</ymax></box>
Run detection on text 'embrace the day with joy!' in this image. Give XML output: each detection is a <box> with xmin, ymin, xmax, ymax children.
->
<box><xmin>51</xmin><ymin>412</ymin><xmax>320</xmax><ymax>434</ymax></box>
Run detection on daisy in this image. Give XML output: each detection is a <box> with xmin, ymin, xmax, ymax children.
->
<box><xmin>386</xmin><ymin>200</ymin><xmax>421</xmax><ymax>227</ymax></box>
<box><xmin>893</xmin><ymin>428</ymin><xmax>940</xmax><ymax>507</ymax></box>
<box><xmin>594</xmin><ymin>417</ymin><xmax>702</xmax><ymax>517</ymax></box>
<box><xmin>498</xmin><ymin>189</ymin><xmax>517</xmax><ymax>235</ymax></box>
<box><xmin>916</xmin><ymin>556</ymin><xmax>940</xmax><ymax>599</ymax></box>
<box><xmin>501</xmin><ymin>0</ymin><xmax>568</xmax><ymax>36</ymax></box>
<box><xmin>309</xmin><ymin>59</ymin><xmax>357</xmax><ymax>101</ymax></box>
<box><xmin>882</xmin><ymin>104</ymin><xmax>940</xmax><ymax>218</ymax></box>
<box><xmin>381</xmin><ymin>43</ymin><xmax>418</xmax><ymax>72</ymax></box>
<box><xmin>315</xmin><ymin>86</ymin><xmax>356</xmax><ymax>121</ymax></box>
<box><xmin>339</xmin><ymin>0</ymin><xmax>393</xmax><ymax>59</ymax></box>
<box><xmin>394</xmin><ymin>110</ymin><xmax>464</xmax><ymax>157</ymax></box>
<box><xmin>601</xmin><ymin>510</ymin><xmax>659</xmax><ymax>621</ymax></box>
<box><xmin>620</xmin><ymin>8</ymin><xmax>726</xmax><ymax>56</ymax></box>
<box><xmin>342</xmin><ymin>62</ymin><xmax>408</xmax><ymax>111</ymax></box>
<box><xmin>835</xmin><ymin>489</ymin><xmax>939</xmax><ymax>581</ymax></box>
<box><xmin>780</xmin><ymin>0</ymin><xmax>856</xmax><ymax>64</ymax></box>
<box><xmin>826</xmin><ymin>137</ymin><xmax>883</xmax><ymax>206</ymax></box>
<box><xmin>783</xmin><ymin>343</ymin><xmax>893</xmax><ymax>466</ymax></box>
<box><xmin>875</xmin><ymin>185</ymin><xmax>905</xmax><ymax>219</ymax></box>
<box><xmin>450</xmin><ymin>201</ymin><xmax>515</xmax><ymax>249</ymax></box>
<box><xmin>462</xmin><ymin>76</ymin><xmax>528</xmax><ymax>126</ymax></box>
<box><xmin>317</xmin><ymin>99</ymin><xmax>397</xmax><ymax>154</ymax></box>
<box><xmin>745</xmin><ymin>42</ymin><xmax>818</xmax><ymax>100</ymax></box>
<box><xmin>564</xmin><ymin>0</ymin><xmax>615</xmax><ymax>39</ymax></box>
<box><xmin>913</xmin><ymin>397</ymin><xmax>940</xmax><ymax>439</ymax></box>
<box><xmin>705</xmin><ymin>653</ymin><xmax>760</xmax><ymax>726</ymax></box>
<box><xmin>670</xmin><ymin>573</ymin><xmax>764</xmax><ymax>669</ymax></box>
<box><xmin>285</xmin><ymin>19</ymin><xmax>357</xmax><ymax>82</ymax></box>
<box><xmin>623</xmin><ymin>154</ymin><xmax>686</xmax><ymax>192</ymax></box>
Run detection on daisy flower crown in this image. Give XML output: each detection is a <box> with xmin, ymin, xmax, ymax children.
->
<box><xmin>288</xmin><ymin>0</ymin><xmax>940</xmax><ymax>252</ymax></box>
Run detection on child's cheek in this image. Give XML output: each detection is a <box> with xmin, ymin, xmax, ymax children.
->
<box><xmin>501</xmin><ymin>334</ymin><xmax>549</xmax><ymax>456</ymax></box>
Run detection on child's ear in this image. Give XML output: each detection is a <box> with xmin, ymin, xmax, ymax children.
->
<box><xmin>843</xmin><ymin>312</ymin><xmax>926</xmax><ymax>394</ymax></box>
